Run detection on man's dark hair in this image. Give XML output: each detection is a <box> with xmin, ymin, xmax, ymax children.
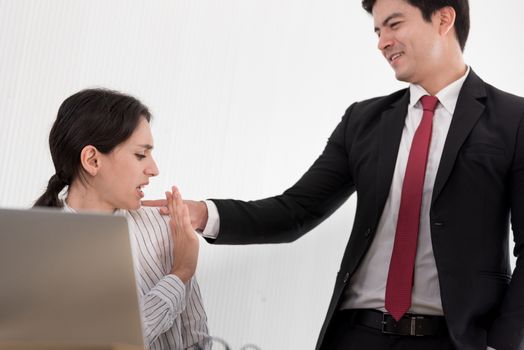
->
<box><xmin>361</xmin><ymin>0</ymin><xmax>470</xmax><ymax>51</ymax></box>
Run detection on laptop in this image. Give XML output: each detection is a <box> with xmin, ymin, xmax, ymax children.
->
<box><xmin>0</xmin><ymin>207</ymin><xmax>144</xmax><ymax>348</ymax></box>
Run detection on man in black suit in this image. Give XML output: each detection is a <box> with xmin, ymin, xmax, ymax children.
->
<box><xmin>147</xmin><ymin>0</ymin><xmax>524</xmax><ymax>348</ymax></box>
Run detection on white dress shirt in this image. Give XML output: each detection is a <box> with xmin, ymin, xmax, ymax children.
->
<box><xmin>63</xmin><ymin>203</ymin><xmax>210</xmax><ymax>350</ymax></box>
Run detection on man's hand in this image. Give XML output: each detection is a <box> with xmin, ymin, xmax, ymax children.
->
<box><xmin>141</xmin><ymin>199</ymin><xmax>170</xmax><ymax>215</ymax></box>
<box><xmin>143</xmin><ymin>196</ymin><xmax>209</xmax><ymax>231</ymax></box>
<box><xmin>185</xmin><ymin>200</ymin><xmax>209</xmax><ymax>232</ymax></box>
<box><xmin>165</xmin><ymin>186</ymin><xmax>199</xmax><ymax>284</ymax></box>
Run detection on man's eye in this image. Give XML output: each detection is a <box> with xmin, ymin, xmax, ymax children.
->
<box><xmin>390</xmin><ymin>22</ymin><xmax>401</xmax><ymax>29</ymax></box>
<box><xmin>135</xmin><ymin>154</ymin><xmax>146</xmax><ymax>160</ymax></box>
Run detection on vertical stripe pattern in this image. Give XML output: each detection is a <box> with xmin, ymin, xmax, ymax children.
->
<box><xmin>126</xmin><ymin>207</ymin><xmax>211</xmax><ymax>350</ymax></box>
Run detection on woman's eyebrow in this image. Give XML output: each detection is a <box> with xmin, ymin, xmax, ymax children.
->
<box><xmin>138</xmin><ymin>144</ymin><xmax>154</xmax><ymax>150</ymax></box>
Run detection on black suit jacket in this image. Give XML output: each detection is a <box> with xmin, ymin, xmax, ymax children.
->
<box><xmin>210</xmin><ymin>70</ymin><xmax>524</xmax><ymax>350</ymax></box>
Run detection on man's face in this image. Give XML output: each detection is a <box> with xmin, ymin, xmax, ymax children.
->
<box><xmin>372</xmin><ymin>0</ymin><xmax>443</xmax><ymax>85</ymax></box>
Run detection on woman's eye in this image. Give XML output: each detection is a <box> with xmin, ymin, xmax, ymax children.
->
<box><xmin>135</xmin><ymin>154</ymin><xmax>146</xmax><ymax>160</ymax></box>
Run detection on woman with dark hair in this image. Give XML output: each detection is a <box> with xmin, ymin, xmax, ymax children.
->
<box><xmin>35</xmin><ymin>88</ymin><xmax>210</xmax><ymax>350</ymax></box>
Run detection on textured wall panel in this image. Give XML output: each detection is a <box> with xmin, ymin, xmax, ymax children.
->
<box><xmin>0</xmin><ymin>1</ymin><xmax>522</xmax><ymax>348</ymax></box>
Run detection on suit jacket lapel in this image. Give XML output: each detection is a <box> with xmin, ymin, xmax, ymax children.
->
<box><xmin>431</xmin><ymin>69</ymin><xmax>487</xmax><ymax>206</ymax></box>
<box><xmin>376</xmin><ymin>90</ymin><xmax>410</xmax><ymax>224</ymax></box>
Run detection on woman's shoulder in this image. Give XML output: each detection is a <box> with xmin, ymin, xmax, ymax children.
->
<box><xmin>126</xmin><ymin>206</ymin><xmax>171</xmax><ymax>229</ymax></box>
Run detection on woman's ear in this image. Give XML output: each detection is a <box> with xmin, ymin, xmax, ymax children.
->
<box><xmin>80</xmin><ymin>145</ymin><xmax>101</xmax><ymax>176</ymax></box>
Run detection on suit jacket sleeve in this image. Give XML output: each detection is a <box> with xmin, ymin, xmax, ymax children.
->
<box><xmin>209</xmin><ymin>104</ymin><xmax>357</xmax><ymax>245</ymax></box>
<box><xmin>488</xmin><ymin>112</ymin><xmax>524</xmax><ymax>350</ymax></box>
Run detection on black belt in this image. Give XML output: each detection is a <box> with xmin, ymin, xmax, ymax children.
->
<box><xmin>341</xmin><ymin>309</ymin><xmax>448</xmax><ymax>337</ymax></box>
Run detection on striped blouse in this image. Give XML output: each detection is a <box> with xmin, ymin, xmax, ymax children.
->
<box><xmin>63</xmin><ymin>204</ymin><xmax>210</xmax><ymax>350</ymax></box>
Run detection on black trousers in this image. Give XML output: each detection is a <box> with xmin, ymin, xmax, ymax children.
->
<box><xmin>323</xmin><ymin>310</ymin><xmax>456</xmax><ymax>350</ymax></box>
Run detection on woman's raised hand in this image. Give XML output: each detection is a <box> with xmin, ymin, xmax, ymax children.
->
<box><xmin>165</xmin><ymin>186</ymin><xmax>199</xmax><ymax>284</ymax></box>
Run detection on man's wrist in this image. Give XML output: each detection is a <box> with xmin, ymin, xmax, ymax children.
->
<box><xmin>197</xmin><ymin>200</ymin><xmax>208</xmax><ymax>231</ymax></box>
<box><xmin>200</xmin><ymin>200</ymin><xmax>220</xmax><ymax>238</ymax></box>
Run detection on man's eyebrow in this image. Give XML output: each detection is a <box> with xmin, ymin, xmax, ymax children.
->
<box><xmin>374</xmin><ymin>12</ymin><xmax>404</xmax><ymax>33</ymax></box>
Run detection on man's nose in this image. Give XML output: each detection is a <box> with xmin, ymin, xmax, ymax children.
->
<box><xmin>377</xmin><ymin>32</ymin><xmax>393</xmax><ymax>52</ymax></box>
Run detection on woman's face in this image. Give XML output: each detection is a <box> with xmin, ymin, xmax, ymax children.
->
<box><xmin>94</xmin><ymin>117</ymin><xmax>159</xmax><ymax>210</ymax></box>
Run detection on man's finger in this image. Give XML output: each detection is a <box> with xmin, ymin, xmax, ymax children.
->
<box><xmin>141</xmin><ymin>199</ymin><xmax>168</xmax><ymax>207</ymax></box>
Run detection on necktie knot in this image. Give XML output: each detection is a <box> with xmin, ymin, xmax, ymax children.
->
<box><xmin>420</xmin><ymin>95</ymin><xmax>439</xmax><ymax>113</ymax></box>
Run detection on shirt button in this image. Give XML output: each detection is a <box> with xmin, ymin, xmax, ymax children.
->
<box><xmin>433</xmin><ymin>222</ymin><xmax>445</xmax><ymax>227</ymax></box>
<box><xmin>343</xmin><ymin>272</ymin><xmax>350</xmax><ymax>283</ymax></box>
<box><xmin>364</xmin><ymin>228</ymin><xmax>372</xmax><ymax>237</ymax></box>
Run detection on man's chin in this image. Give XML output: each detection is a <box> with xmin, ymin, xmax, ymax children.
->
<box><xmin>394</xmin><ymin>70</ymin><xmax>411</xmax><ymax>83</ymax></box>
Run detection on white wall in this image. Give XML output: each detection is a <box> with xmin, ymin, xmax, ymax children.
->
<box><xmin>0</xmin><ymin>1</ymin><xmax>522</xmax><ymax>349</ymax></box>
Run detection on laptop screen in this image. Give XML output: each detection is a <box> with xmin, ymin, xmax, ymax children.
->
<box><xmin>0</xmin><ymin>207</ymin><xmax>144</xmax><ymax>347</ymax></box>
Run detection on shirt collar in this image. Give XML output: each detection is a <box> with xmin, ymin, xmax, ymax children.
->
<box><xmin>62</xmin><ymin>199</ymin><xmax>126</xmax><ymax>216</ymax></box>
<box><xmin>409</xmin><ymin>65</ymin><xmax>470</xmax><ymax>115</ymax></box>
<box><xmin>62</xmin><ymin>200</ymin><xmax>75</xmax><ymax>213</ymax></box>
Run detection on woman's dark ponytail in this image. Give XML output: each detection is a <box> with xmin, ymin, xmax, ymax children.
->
<box><xmin>34</xmin><ymin>173</ymin><xmax>69</xmax><ymax>207</ymax></box>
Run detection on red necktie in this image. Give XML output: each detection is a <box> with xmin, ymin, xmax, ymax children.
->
<box><xmin>385</xmin><ymin>95</ymin><xmax>439</xmax><ymax>321</ymax></box>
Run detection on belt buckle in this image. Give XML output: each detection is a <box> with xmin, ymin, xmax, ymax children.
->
<box><xmin>381</xmin><ymin>313</ymin><xmax>425</xmax><ymax>336</ymax></box>
<box><xmin>380</xmin><ymin>313</ymin><xmax>397</xmax><ymax>335</ymax></box>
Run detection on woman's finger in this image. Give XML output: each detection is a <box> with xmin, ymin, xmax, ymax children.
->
<box><xmin>181</xmin><ymin>204</ymin><xmax>193</xmax><ymax>234</ymax></box>
<box><xmin>166</xmin><ymin>191</ymin><xmax>179</xmax><ymax>234</ymax></box>
<box><xmin>165</xmin><ymin>191</ymin><xmax>172</xmax><ymax>217</ymax></box>
<box><xmin>172</xmin><ymin>187</ymin><xmax>185</xmax><ymax>221</ymax></box>
<box><xmin>171</xmin><ymin>187</ymin><xmax>192</xmax><ymax>237</ymax></box>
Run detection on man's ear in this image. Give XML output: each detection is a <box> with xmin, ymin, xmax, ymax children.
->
<box><xmin>80</xmin><ymin>145</ymin><xmax>101</xmax><ymax>176</ymax></box>
<box><xmin>436</xmin><ymin>6</ymin><xmax>456</xmax><ymax>37</ymax></box>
